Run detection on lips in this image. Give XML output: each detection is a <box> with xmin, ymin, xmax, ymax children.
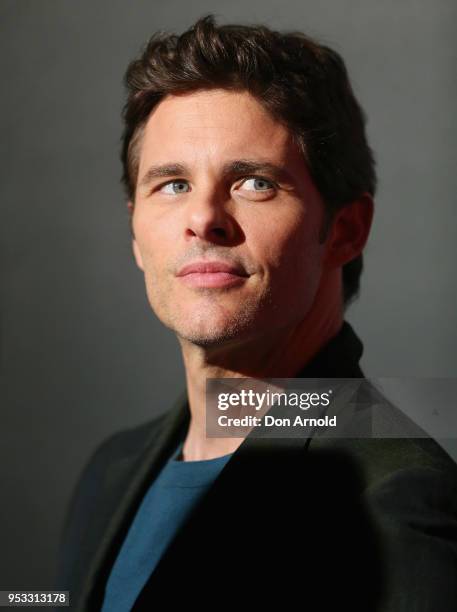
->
<box><xmin>176</xmin><ymin>260</ymin><xmax>250</xmax><ymax>289</ymax></box>
<box><xmin>176</xmin><ymin>261</ymin><xmax>249</xmax><ymax>277</ymax></box>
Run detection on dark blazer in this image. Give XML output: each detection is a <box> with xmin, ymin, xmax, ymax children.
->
<box><xmin>55</xmin><ymin>322</ymin><xmax>457</xmax><ymax>611</ymax></box>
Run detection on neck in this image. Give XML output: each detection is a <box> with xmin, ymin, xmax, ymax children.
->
<box><xmin>179</xmin><ymin>269</ymin><xmax>343</xmax><ymax>461</ymax></box>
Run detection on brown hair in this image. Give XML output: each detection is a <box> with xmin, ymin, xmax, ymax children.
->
<box><xmin>120</xmin><ymin>14</ymin><xmax>377</xmax><ymax>307</ymax></box>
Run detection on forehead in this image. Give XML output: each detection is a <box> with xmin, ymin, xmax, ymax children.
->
<box><xmin>137</xmin><ymin>89</ymin><xmax>303</xmax><ymax>172</ymax></box>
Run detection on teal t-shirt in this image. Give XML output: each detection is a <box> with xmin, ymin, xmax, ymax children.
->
<box><xmin>101</xmin><ymin>442</ymin><xmax>233</xmax><ymax>611</ymax></box>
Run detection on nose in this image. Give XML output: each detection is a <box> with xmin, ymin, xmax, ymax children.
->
<box><xmin>184</xmin><ymin>187</ymin><xmax>236</xmax><ymax>244</ymax></box>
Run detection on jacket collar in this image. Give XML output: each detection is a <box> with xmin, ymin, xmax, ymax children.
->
<box><xmin>295</xmin><ymin>320</ymin><xmax>364</xmax><ymax>378</ymax></box>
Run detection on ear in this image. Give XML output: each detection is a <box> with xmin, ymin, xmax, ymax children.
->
<box><xmin>127</xmin><ymin>201</ymin><xmax>144</xmax><ymax>271</ymax></box>
<box><xmin>322</xmin><ymin>193</ymin><xmax>374</xmax><ymax>269</ymax></box>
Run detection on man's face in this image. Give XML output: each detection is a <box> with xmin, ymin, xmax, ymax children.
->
<box><xmin>130</xmin><ymin>89</ymin><xmax>328</xmax><ymax>347</ymax></box>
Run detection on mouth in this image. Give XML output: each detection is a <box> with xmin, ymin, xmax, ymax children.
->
<box><xmin>176</xmin><ymin>260</ymin><xmax>250</xmax><ymax>289</ymax></box>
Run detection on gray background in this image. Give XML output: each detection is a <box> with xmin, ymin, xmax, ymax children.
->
<box><xmin>1</xmin><ymin>0</ymin><xmax>456</xmax><ymax>591</ymax></box>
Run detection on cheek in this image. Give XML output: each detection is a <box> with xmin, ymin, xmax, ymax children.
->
<box><xmin>251</xmin><ymin>209</ymin><xmax>325</xmax><ymax>313</ymax></box>
<box><xmin>133</xmin><ymin>211</ymin><xmax>168</xmax><ymax>268</ymax></box>
<box><xmin>249</xmin><ymin>207</ymin><xmax>322</xmax><ymax>276</ymax></box>
<box><xmin>280</xmin><ymin>231</ymin><xmax>324</xmax><ymax>290</ymax></box>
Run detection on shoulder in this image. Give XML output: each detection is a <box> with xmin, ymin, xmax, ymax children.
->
<box><xmin>355</xmin><ymin>435</ymin><xmax>457</xmax><ymax>517</ymax></box>
<box><xmin>341</xmin><ymin>435</ymin><xmax>457</xmax><ymax>528</ymax></box>
<box><xmin>349</xmin><ymin>436</ymin><xmax>457</xmax><ymax>608</ymax></box>
<box><xmin>337</xmin><ymin>436</ymin><xmax>457</xmax><ymax>488</ymax></box>
<box><xmin>63</xmin><ymin>409</ymin><xmax>171</xmax><ymax>519</ymax></box>
<box><xmin>362</xmin><ymin>440</ymin><xmax>457</xmax><ymax>609</ymax></box>
<box><xmin>54</xmin><ymin>410</ymin><xmax>172</xmax><ymax>589</ymax></box>
<box><xmin>314</xmin><ymin>380</ymin><xmax>457</xmax><ymax>488</ymax></box>
<box><xmin>316</xmin><ymin>434</ymin><xmax>457</xmax><ymax>608</ymax></box>
<box><xmin>83</xmin><ymin>410</ymin><xmax>171</xmax><ymax>471</ymax></box>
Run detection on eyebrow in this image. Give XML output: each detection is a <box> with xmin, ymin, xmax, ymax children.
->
<box><xmin>137</xmin><ymin>159</ymin><xmax>296</xmax><ymax>190</ymax></box>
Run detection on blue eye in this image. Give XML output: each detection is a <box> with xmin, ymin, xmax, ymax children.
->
<box><xmin>241</xmin><ymin>177</ymin><xmax>274</xmax><ymax>191</ymax></box>
<box><xmin>161</xmin><ymin>180</ymin><xmax>190</xmax><ymax>194</ymax></box>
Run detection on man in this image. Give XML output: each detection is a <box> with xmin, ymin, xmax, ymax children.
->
<box><xmin>55</xmin><ymin>15</ymin><xmax>457</xmax><ymax>611</ymax></box>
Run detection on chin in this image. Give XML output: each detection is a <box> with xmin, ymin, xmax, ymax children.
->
<box><xmin>174</xmin><ymin>323</ymin><xmax>245</xmax><ymax>347</ymax></box>
<box><xmin>153</xmin><ymin>293</ymin><xmax>270</xmax><ymax>347</ymax></box>
<box><xmin>177</xmin><ymin>332</ymin><xmax>232</xmax><ymax>348</ymax></box>
<box><xmin>169</xmin><ymin>311</ymin><xmax>258</xmax><ymax>348</ymax></box>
